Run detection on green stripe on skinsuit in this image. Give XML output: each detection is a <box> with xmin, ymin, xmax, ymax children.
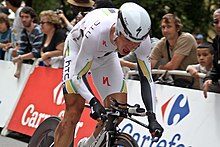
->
<box><xmin>138</xmin><ymin>59</ymin><xmax>152</xmax><ymax>82</ymax></box>
<box><xmin>78</xmin><ymin>61</ymin><xmax>92</xmax><ymax>79</ymax></box>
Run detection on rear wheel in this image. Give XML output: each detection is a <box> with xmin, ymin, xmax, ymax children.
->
<box><xmin>100</xmin><ymin>133</ymin><xmax>138</xmax><ymax>147</ymax></box>
<box><xmin>28</xmin><ymin>116</ymin><xmax>61</xmax><ymax>147</ymax></box>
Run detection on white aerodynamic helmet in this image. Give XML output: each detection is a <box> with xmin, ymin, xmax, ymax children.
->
<box><xmin>116</xmin><ymin>2</ymin><xmax>151</xmax><ymax>43</ymax></box>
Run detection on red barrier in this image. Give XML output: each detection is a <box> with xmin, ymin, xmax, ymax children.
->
<box><xmin>7</xmin><ymin>66</ymin><xmax>99</xmax><ymax>146</ymax></box>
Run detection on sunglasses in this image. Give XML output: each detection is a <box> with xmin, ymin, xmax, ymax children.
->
<box><xmin>213</xmin><ymin>19</ymin><xmax>219</xmax><ymax>25</ymax></box>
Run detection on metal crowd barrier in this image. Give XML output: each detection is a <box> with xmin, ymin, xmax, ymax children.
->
<box><xmin>125</xmin><ymin>69</ymin><xmax>206</xmax><ymax>79</ymax></box>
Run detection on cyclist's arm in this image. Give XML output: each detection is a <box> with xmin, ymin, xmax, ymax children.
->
<box><xmin>135</xmin><ymin>37</ymin><xmax>156</xmax><ymax>112</ymax></box>
<box><xmin>71</xmin><ymin>36</ymin><xmax>97</xmax><ymax>102</ymax></box>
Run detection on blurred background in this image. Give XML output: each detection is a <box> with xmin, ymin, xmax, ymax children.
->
<box><xmin>1</xmin><ymin>0</ymin><xmax>218</xmax><ymax>43</ymax></box>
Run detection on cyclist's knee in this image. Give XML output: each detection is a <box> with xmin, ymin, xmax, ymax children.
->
<box><xmin>64</xmin><ymin>95</ymin><xmax>85</xmax><ymax>118</ymax></box>
<box><xmin>64</xmin><ymin>109</ymin><xmax>82</xmax><ymax>124</ymax></box>
<box><xmin>104</xmin><ymin>93</ymin><xmax>127</xmax><ymax>108</ymax></box>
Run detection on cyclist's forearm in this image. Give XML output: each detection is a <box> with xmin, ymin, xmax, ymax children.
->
<box><xmin>140</xmin><ymin>77</ymin><xmax>154</xmax><ymax>112</ymax></box>
<box><xmin>138</xmin><ymin>64</ymin><xmax>156</xmax><ymax>112</ymax></box>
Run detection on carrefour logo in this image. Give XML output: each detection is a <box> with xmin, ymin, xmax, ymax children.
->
<box><xmin>161</xmin><ymin>94</ymin><xmax>190</xmax><ymax>126</ymax></box>
<box><xmin>53</xmin><ymin>82</ymin><xmax>65</xmax><ymax>105</ymax></box>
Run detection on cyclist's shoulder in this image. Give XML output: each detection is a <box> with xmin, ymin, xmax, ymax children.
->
<box><xmin>89</xmin><ymin>8</ymin><xmax>118</xmax><ymax>16</ymax></box>
<box><xmin>81</xmin><ymin>9</ymin><xmax>117</xmax><ymax>40</ymax></box>
<box><xmin>84</xmin><ymin>8</ymin><xmax>118</xmax><ymax>22</ymax></box>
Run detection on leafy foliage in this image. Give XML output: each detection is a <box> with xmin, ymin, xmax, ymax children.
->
<box><xmin>112</xmin><ymin>0</ymin><xmax>220</xmax><ymax>41</ymax></box>
<box><xmin>32</xmin><ymin>0</ymin><xmax>61</xmax><ymax>16</ymax></box>
<box><xmin>29</xmin><ymin>0</ymin><xmax>220</xmax><ymax>41</ymax></box>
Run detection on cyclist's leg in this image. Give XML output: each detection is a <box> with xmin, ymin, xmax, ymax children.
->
<box><xmin>54</xmin><ymin>93</ymin><xmax>85</xmax><ymax>147</ymax></box>
<box><xmin>79</xmin><ymin>52</ymin><xmax>127</xmax><ymax>146</ymax></box>
<box><xmin>93</xmin><ymin>52</ymin><xmax>126</xmax><ymax>135</ymax></box>
<box><xmin>56</xmin><ymin>29</ymin><xmax>85</xmax><ymax>146</ymax></box>
<box><xmin>89</xmin><ymin>93</ymin><xmax>127</xmax><ymax>138</ymax></box>
<box><xmin>79</xmin><ymin>93</ymin><xmax>127</xmax><ymax>147</ymax></box>
<box><xmin>104</xmin><ymin>92</ymin><xmax>127</xmax><ymax>121</ymax></box>
<box><xmin>80</xmin><ymin>93</ymin><xmax>127</xmax><ymax>147</ymax></box>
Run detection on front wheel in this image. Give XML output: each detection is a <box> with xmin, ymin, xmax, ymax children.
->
<box><xmin>28</xmin><ymin>116</ymin><xmax>61</xmax><ymax>147</ymax></box>
<box><xmin>100</xmin><ymin>133</ymin><xmax>139</xmax><ymax>147</ymax></box>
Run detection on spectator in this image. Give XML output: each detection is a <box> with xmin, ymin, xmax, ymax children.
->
<box><xmin>195</xmin><ymin>34</ymin><xmax>204</xmax><ymax>45</ymax></box>
<box><xmin>12</xmin><ymin>6</ymin><xmax>44</xmax><ymax>78</ymax></box>
<box><xmin>39</xmin><ymin>10</ymin><xmax>67</xmax><ymax>68</ymax></box>
<box><xmin>57</xmin><ymin>10</ymin><xmax>73</xmax><ymax>32</ymax></box>
<box><xmin>67</xmin><ymin>0</ymin><xmax>94</xmax><ymax>10</ymax></box>
<box><xmin>186</xmin><ymin>43</ymin><xmax>214</xmax><ymax>89</ymax></box>
<box><xmin>58</xmin><ymin>0</ymin><xmax>114</xmax><ymax>32</ymax></box>
<box><xmin>69</xmin><ymin>0</ymin><xmax>94</xmax><ymax>26</ymax></box>
<box><xmin>0</xmin><ymin>4</ymin><xmax>10</xmax><ymax>15</ymax></box>
<box><xmin>203</xmin><ymin>9</ymin><xmax>220</xmax><ymax>98</ymax></box>
<box><xmin>150</xmin><ymin>13</ymin><xmax>198</xmax><ymax>88</ymax></box>
<box><xmin>151</xmin><ymin>13</ymin><xmax>197</xmax><ymax>70</ymax></box>
<box><xmin>0</xmin><ymin>12</ymin><xmax>12</xmax><ymax>60</ymax></box>
<box><xmin>58</xmin><ymin>0</ymin><xmax>94</xmax><ymax>31</ymax></box>
<box><xmin>58</xmin><ymin>10</ymin><xmax>87</xmax><ymax>31</ymax></box>
<box><xmin>4</xmin><ymin>0</ymin><xmax>23</xmax><ymax>45</ymax></box>
<box><xmin>94</xmin><ymin>0</ymin><xmax>114</xmax><ymax>8</ymax></box>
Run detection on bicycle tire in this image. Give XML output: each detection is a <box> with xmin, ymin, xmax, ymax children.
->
<box><xmin>28</xmin><ymin>116</ymin><xmax>61</xmax><ymax>147</ymax></box>
<box><xmin>99</xmin><ymin>133</ymin><xmax>139</xmax><ymax>147</ymax></box>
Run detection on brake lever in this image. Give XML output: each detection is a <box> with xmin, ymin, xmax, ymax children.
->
<box><xmin>110</xmin><ymin>97</ymin><xmax>128</xmax><ymax>107</ymax></box>
<box><xmin>111</xmin><ymin>98</ymin><xmax>143</xmax><ymax>108</ymax></box>
<box><xmin>127</xmin><ymin>107</ymin><xmax>146</xmax><ymax>116</ymax></box>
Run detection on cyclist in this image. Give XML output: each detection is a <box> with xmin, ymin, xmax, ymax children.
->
<box><xmin>54</xmin><ymin>2</ymin><xmax>164</xmax><ymax>147</ymax></box>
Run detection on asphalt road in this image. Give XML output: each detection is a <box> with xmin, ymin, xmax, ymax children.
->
<box><xmin>0</xmin><ymin>128</ymin><xmax>30</xmax><ymax>147</ymax></box>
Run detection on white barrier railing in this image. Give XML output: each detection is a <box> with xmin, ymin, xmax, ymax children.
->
<box><xmin>1</xmin><ymin>60</ymin><xmax>220</xmax><ymax>147</ymax></box>
<box><xmin>125</xmin><ymin>69</ymin><xmax>206</xmax><ymax>79</ymax></box>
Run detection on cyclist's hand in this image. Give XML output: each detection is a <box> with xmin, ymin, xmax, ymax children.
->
<box><xmin>147</xmin><ymin>112</ymin><xmax>164</xmax><ymax>141</ymax></box>
<box><xmin>148</xmin><ymin>120</ymin><xmax>163</xmax><ymax>139</ymax></box>
<box><xmin>89</xmin><ymin>97</ymin><xmax>106</xmax><ymax>120</ymax></box>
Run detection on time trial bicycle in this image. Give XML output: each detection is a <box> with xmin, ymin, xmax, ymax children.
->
<box><xmin>28</xmin><ymin>98</ymin><xmax>161</xmax><ymax>147</ymax></box>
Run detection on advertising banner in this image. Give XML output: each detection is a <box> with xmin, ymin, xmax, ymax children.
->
<box><xmin>6</xmin><ymin>65</ymin><xmax>220</xmax><ymax>147</ymax></box>
<box><xmin>0</xmin><ymin>60</ymin><xmax>32</xmax><ymax>128</ymax></box>
<box><xmin>120</xmin><ymin>80</ymin><xmax>220</xmax><ymax>147</ymax></box>
<box><xmin>7</xmin><ymin>66</ymin><xmax>97</xmax><ymax>145</ymax></box>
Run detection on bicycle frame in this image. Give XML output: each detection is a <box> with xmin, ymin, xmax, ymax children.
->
<box><xmin>28</xmin><ymin>98</ymin><xmax>160</xmax><ymax>147</ymax></box>
<box><xmin>90</xmin><ymin>99</ymin><xmax>152</xmax><ymax>147</ymax></box>
<box><xmin>91</xmin><ymin>111</ymin><xmax>121</xmax><ymax>147</ymax></box>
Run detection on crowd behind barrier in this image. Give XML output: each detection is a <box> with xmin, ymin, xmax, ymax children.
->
<box><xmin>0</xmin><ymin>1</ymin><xmax>216</xmax><ymax>90</ymax></box>
<box><xmin>0</xmin><ymin>60</ymin><xmax>220</xmax><ymax>147</ymax></box>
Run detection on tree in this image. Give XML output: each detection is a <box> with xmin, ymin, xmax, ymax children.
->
<box><xmin>112</xmin><ymin>0</ymin><xmax>219</xmax><ymax>41</ymax></box>
<box><xmin>27</xmin><ymin>0</ymin><xmax>220</xmax><ymax>41</ymax></box>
